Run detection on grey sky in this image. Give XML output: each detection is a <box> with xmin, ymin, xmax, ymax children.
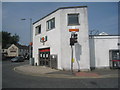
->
<box><xmin>2</xmin><ymin>2</ymin><xmax>118</xmax><ymax>45</ymax></box>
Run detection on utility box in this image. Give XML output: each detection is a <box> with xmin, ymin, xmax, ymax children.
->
<box><xmin>50</xmin><ymin>55</ymin><xmax>57</xmax><ymax>69</ymax></box>
<box><xmin>29</xmin><ymin>58</ymin><xmax>34</xmax><ymax>66</ymax></box>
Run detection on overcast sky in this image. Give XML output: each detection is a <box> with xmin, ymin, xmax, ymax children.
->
<box><xmin>2</xmin><ymin>2</ymin><xmax>118</xmax><ymax>45</ymax></box>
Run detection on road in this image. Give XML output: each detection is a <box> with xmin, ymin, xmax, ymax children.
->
<box><xmin>2</xmin><ymin>60</ymin><xmax>119</xmax><ymax>88</ymax></box>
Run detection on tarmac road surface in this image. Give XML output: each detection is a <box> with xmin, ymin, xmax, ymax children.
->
<box><xmin>2</xmin><ymin>60</ymin><xmax>119</xmax><ymax>88</ymax></box>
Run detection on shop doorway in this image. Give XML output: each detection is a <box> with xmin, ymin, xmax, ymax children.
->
<box><xmin>109</xmin><ymin>50</ymin><xmax>120</xmax><ymax>69</ymax></box>
<box><xmin>39</xmin><ymin>48</ymin><xmax>50</xmax><ymax>67</ymax></box>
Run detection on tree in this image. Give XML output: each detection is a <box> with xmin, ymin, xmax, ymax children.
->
<box><xmin>10</xmin><ymin>34</ymin><xmax>19</xmax><ymax>44</ymax></box>
<box><xmin>2</xmin><ymin>31</ymin><xmax>20</xmax><ymax>48</ymax></box>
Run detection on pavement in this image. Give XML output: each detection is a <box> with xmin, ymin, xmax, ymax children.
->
<box><xmin>14</xmin><ymin>64</ymin><xmax>119</xmax><ymax>79</ymax></box>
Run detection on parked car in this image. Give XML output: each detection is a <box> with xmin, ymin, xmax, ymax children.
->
<box><xmin>24</xmin><ymin>55</ymin><xmax>29</xmax><ymax>60</ymax></box>
<box><xmin>11</xmin><ymin>56</ymin><xmax>24</xmax><ymax>62</ymax></box>
<box><xmin>2</xmin><ymin>54</ymin><xmax>6</xmax><ymax>60</ymax></box>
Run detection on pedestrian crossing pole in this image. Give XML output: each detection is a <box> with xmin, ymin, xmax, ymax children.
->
<box><xmin>71</xmin><ymin>45</ymin><xmax>73</xmax><ymax>74</ymax></box>
<box><xmin>70</xmin><ymin>33</ymin><xmax>74</xmax><ymax>74</ymax></box>
<box><xmin>69</xmin><ymin>28</ymin><xmax>79</xmax><ymax>74</ymax></box>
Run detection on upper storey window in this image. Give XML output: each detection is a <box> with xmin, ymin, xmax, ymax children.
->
<box><xmin>35</xmin><ymin>25</ymin><xmax>41</xmax><ymax>35</ymax></box>
<box><xmin>46</xmin><ymin>18</ymin><xmax>55</xmax><ymax>31</ymax></box>
<box><xmin>68</xmin><ymin>14</ymin><xmax>79</xmax><ymax>26</ymax></box>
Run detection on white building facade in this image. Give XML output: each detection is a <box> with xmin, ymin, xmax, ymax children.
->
<box><xmin>33</xmin><ymin>6</ymin><xmax>120</xmax><ymax>71</ymax></box>
<box><xmin>89</xmin><ymin>35</ymin><xmax>120</xmax><ymax>69</ymax></box>
<box><xmin>33</xmin><ymin>6</ymin><xmax>90</xmax><ymax>71</ymax></box>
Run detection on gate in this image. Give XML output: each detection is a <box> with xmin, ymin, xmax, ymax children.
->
<box><xmin>39</xmin><ymin>48</ymin><xmax>50</xmax><ymax>67</ymax></box>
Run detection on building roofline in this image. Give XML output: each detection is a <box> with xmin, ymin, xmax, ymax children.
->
<box><xmin>33</xmin><ymin>6</ymin><xmax>87</xmax><ymax>25</ymax></box>
<box><xmin>89</xmin><ymin>35</ymin><xmax>120</xmax><ymax>36</ymax></box>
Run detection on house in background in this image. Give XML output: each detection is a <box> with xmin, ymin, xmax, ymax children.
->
<box><xmin>2</xmin><ymin>43</ymin><xmax>29</xmax><ymax>58</ymax></box>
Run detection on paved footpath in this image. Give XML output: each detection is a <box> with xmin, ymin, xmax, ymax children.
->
<box><xmin>14</xmin><ymin>64</ymin><xmax>119</xmax><ymax>79</ymax></box>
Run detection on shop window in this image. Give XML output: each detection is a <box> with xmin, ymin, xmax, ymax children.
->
<box><xmin>40</xmin><ymin>54</ymin><xmax>42</xmax><ymax>57</ymax></box>
<box><xmin>35</xmin><ymin>25</ymin><xmax>41</xmax><ymax>35</ymax></box>
<box><xmin>43</xmin><ymin>54</ymin><xmax>45</xmax><ymax>58</ymax></box>
<box><xmin>68</xmin><ymin>14</ymin><xmax>79</xmax><ymax>25</ymax></box>
<box><xmin>46</xmin><ymin>18</ymin><xmax>55</xmax><ymax>31</ymax></box>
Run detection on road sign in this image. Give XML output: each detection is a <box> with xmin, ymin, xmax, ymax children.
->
<box><xmin>69</xmin><ymin>29</ymin><xmax>79</xmax><ymax>32</ymax></box>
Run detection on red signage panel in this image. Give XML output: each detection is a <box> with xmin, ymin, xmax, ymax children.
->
<box><xmin>39</xmin><ymin>49</ymin><xmax>50</xmax><ymax>52</ymax></box>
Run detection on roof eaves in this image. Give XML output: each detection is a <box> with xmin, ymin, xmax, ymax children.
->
<box><xmin>89</xmin><ymin>35</ymin><xmax>120</xmax><ymax>36</ymax></box>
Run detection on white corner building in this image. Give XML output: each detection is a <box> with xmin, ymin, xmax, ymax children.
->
<box><xmin>33</xmin><ymin>6</ymin><xmax>90</xmax><ymax>71</ymax></box>
<box><xmin>33</xmin><ymin>6</ymin><xmax>120</xmax><ymax>71</ymax></box>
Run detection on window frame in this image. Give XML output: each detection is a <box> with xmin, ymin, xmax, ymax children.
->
<box><xmin>46</xmin><ymin>18</ymin><xmax>55</xmax><ymax>31</ymax></box>
<box><xmin>67</xmin><ymin>13</ymin><xmax>80</xmax><ymax>26</ymax></box>
<box><xmin>35</xmin><ymin>25</ymin><xmax>41</xmax><ymax>35</ymax></box>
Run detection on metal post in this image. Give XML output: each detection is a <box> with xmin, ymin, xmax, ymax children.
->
<box><xmin>29</xmin><ymin>18</ymin><xmax>32</xmax><ymax>59</ymax></box>
<box><xmin>29</xmin><ymin>18</ymin><xmax>34</xmax><ymax>65</ymax></box>
<box><xmin>70</xmin><ymin>33</ymin><xmax>74</xmax><ymax>74</ymax></box>
<box><xmin>21</xmin><ymin>18</ymin><xmax>33</xmax><ymax>65</ymax></box>
<box><xmin>71</xmin><ymin>45</ymin><xmax>73</xmax><ymax>74</ymax></box>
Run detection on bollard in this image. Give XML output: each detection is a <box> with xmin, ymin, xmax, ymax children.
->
<box><xmin>35</xmin><ymin>63</ymin><xmax>37</xmax><ymax>66</ymax></box>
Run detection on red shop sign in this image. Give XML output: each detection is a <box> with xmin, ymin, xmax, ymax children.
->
<box><xmin>39</xmin><ymin>49</ymin><xmax>50</xmax><ymax>52</ymax></box>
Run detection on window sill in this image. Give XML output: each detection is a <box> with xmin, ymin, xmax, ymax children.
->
<box><xmin>68</xmin><ymin>24</ymin><xmax>80</xmax><ymax>26</ymax></box>
<box><xmin>46</xmin><ymin>27</ymin><xmax>55</xmax><ymax>31</ymax></box>
<box><xmin>35</xmin><ymin>33</ymin><xmax>41</xmax><ymax>36</ymax></box>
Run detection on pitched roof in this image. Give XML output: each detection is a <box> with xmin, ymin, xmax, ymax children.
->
<box><xmin>4</xmin><ymin>43</ymin><xmax>28</xmax><ymax>49</ymax></box>
<box><xmin>99</xmin><ymin>32</ymin><xmax>109</xmax><ymax>35</ymax></box>
<box><xmin>15</xmin><ymin>43</ymin><xmax>28</xmax><ymax>49</ymax></box>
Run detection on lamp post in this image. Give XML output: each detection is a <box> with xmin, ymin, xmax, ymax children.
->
<box><xmin>29</xmin><ymin>18</ymin><xmax>32</xmax><ymax>59</ymax></box>
<box><xmin>21</xmin><ymin>18</ymin><xmax>33</xmax><ymax>65</ymax></box>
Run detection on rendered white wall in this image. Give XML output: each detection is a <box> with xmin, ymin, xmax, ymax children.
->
<box><xmin>7</xmin><ymin>44</ymin><xmax>18</xmax><ymax>57</ymax></box>
<box><xmin>33</xmin><ymin>10</ymin><xmax>62</xmax><ymax>69</ymax></box>
<box><xmin>90</xmin><ymin>36</ymin><xmax>119</xmax><ymax>68</ymax></box>
<box><xmin>33</xmin><ymin>7</ymin><xmax>90</xmax><ymax>71</ymax></box>
<box><xmin>33</xmin><ymin>7</ymin><xmax>119</xmax><ymax>70</ymax></box>
<box><xmin>60</xmin><ymin>8</ymin><xmax>90</xmax><ymax>71</ymax></box>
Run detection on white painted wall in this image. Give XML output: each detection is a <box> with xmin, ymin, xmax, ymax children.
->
<box><xmin>60</xmin><ymin>8</ymin><xmax>90</xmax><ymax>71</ymax></box>
<box><xmin>33</xmin><ymin>7</ymin><xmax>90</xmax><ymax>71</ymax></box>
<box><xmin>90</xmin><ymin>36</ymin><xmax>119</xmax><ymax>68</ymax></box>
<box><xmin>33</xmin><ymin>10</ymin><xmax>62</xmax><ymax>69</ymax></box>
<box><xmin>7</xmin><ymin>44</ymin><xmax>18</xmax><ymax>57</ymax></box>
